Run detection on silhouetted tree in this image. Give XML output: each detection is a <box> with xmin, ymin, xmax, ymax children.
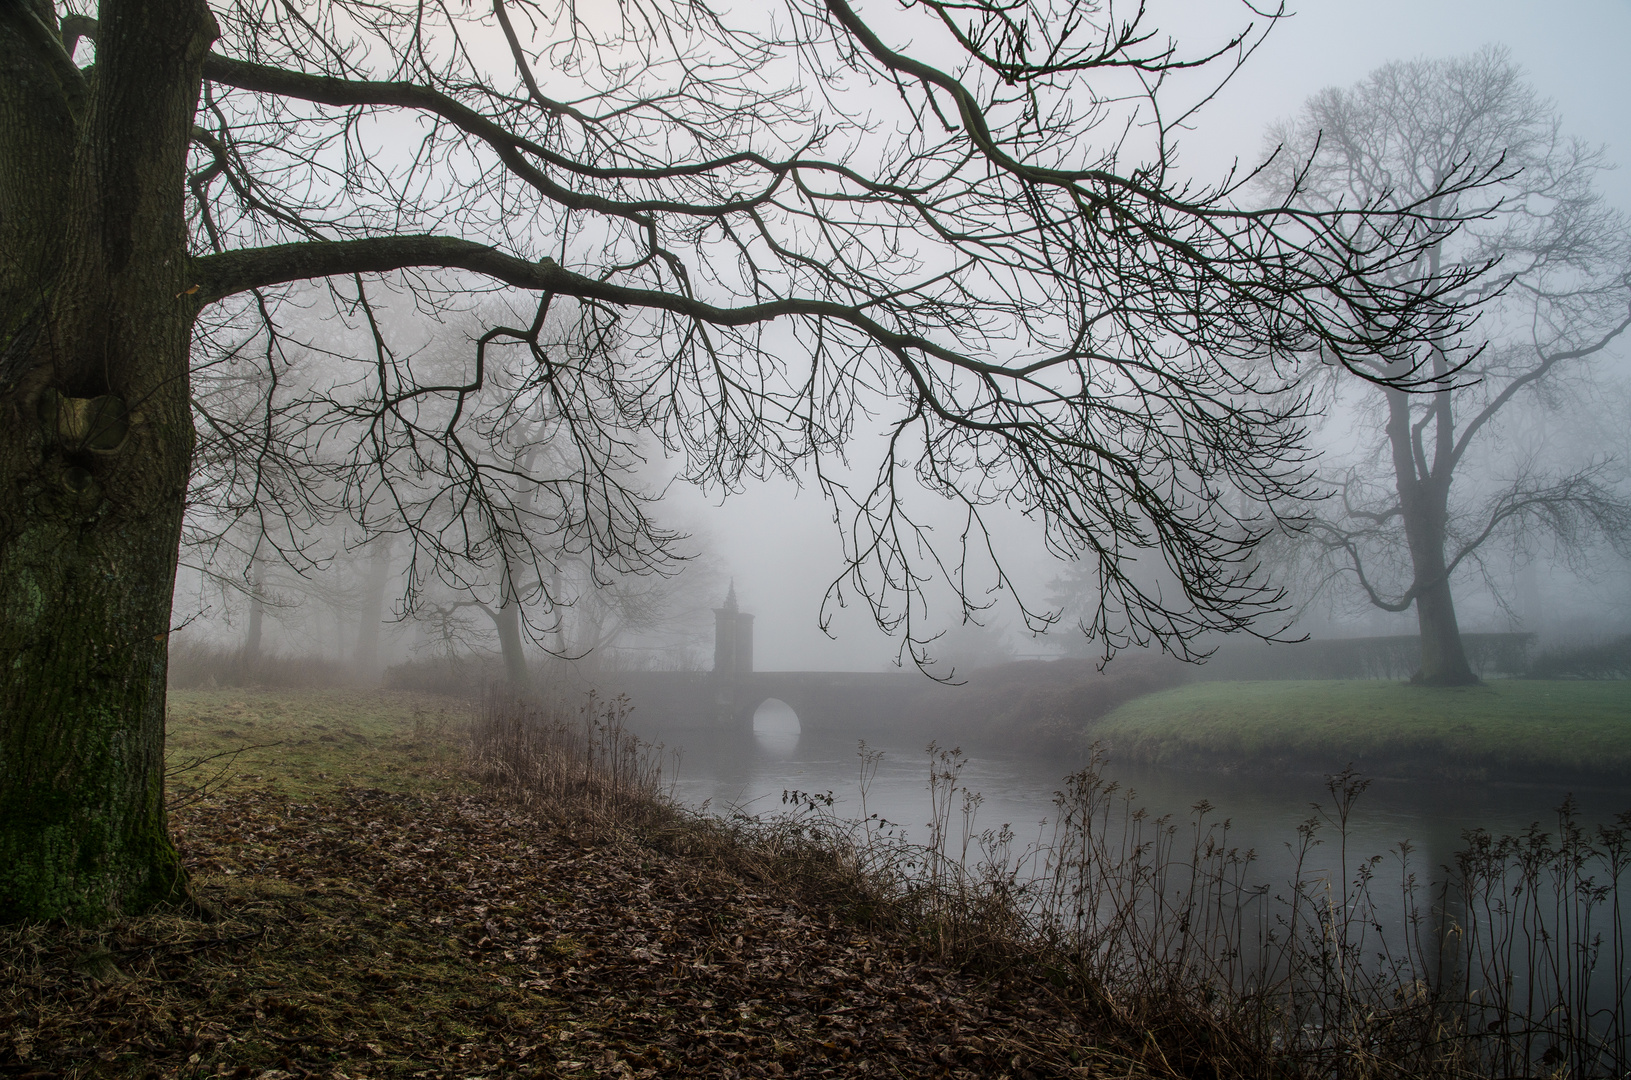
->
<box><xmin>1261</xmin><ymin>48</ymin><xmax>1631</xmax><ymax>685</ymax></box>
<box><xmin>368</xmin><ymin>299</ymin><xmax>683</xmax><ymax>691</ymax></box>
<box><xmin>352</xmin><ymin>535</ymin><xmax>397</xmax><ymax>680</ymax></box>
<box><xmin>2</xmin><ymin>0</ymin><xmax>1493</xmax><ymax>921</ymax></box>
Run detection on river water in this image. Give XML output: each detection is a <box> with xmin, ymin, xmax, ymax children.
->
<box><xmin>662</xmin><ymin>700</ymin><xmax>1631</xmax><ymax>878</ymax></box>
<box><xmin>644</xmin><ymin>698</ymin><xmax>1631</xmax><ymax>1064</ymax></box>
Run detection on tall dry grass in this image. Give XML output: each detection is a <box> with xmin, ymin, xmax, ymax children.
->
<box><xmin>467</xmin><ymin>690</ymin><xmax>675</xmax><ymax>824</ymax></box>
<box><xmin>887</xmin><ymin>746</ymin><xmax>1631</xmax><ymax>1080</ymax></box>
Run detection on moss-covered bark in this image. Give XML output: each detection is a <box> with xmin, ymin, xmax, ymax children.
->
<box><xmin>0</xmin><ymin>510</ymin><xmax>187</xmax><ymax>920</ymax></box>
<box><xmin>0</xmin><ymin>0</ymin><xmax>216</xmax><ymax>922</ymax></box>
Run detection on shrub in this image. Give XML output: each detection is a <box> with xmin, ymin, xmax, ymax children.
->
<box><xmin>167</xmin><ymin>639</ymin><xmax>349</xmax><ymax>689</ymax></box>
<box><xmin>382</xmin><ymin>655</ymin><xmax>502</xmax><ymax>697</ymax></box>
<box><xmin>1525</xmin><ymin>632</ymin><xmax>1631</xmax><ymax>680</ymax></box>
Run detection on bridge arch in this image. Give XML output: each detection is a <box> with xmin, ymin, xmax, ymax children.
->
<box><xmin>751</xmin><ymin>697</ymin><xmax>802</xmax><ymax>737</ymax></box>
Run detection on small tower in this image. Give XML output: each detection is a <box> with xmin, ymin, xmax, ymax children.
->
<box><xmin>712</xmin><ymin>582</ymin><xmax>755</xmax><ymax>675</ymax></box>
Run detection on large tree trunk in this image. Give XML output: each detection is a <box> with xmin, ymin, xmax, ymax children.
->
<box><xmin>1408</xmin><ymin>546</ymin><xmax>1478</xmax><ymax>686</ymax></box>
<box><xmin>0</xmin><ymin>0</ymin><xmax>216</xmax><ymax>922</ymax></box>
<box><xmin>1387</xmin><ymin>386</ymin><xmax>1479</xmax><ymax>687</ymax></box>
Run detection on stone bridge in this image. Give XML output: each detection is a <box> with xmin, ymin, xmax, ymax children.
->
<box><xmin>612</xmin><ymin>668</ymin><xmax>929</xmax><ymax>736</ymax></box>
<box><xmin>607</xmin><ymin>586</ymin><xmax>936</xmax><ymax>736</ymax></box>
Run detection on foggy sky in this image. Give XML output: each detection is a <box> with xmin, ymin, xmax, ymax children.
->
<box><xmin>177</xmin><ymin>2</ymin><xmax>1631</xmax><ymax>673</ymax></box>
<box><xmin>672</xmin><ymin>0</ymin><xmax>1631</xmax><ymax>672</ymax></box>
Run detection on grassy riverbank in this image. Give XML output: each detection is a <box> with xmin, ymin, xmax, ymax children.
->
<box><xmin>163</xmin><ymin>687</ymin><xmax>471</xmax><ymax>798</ymax></box>
<box><xmin>1091</xmin><ymin>678</ymin><xmax>1631</xmax><ymax>783</ymax></box>
<box><xmin>1</xmin><ymin>689</ymin><xmax>1139</xmax><ymax>1079</ymax></box>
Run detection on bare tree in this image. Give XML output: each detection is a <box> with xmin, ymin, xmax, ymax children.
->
<box><xmin>1260</xmin><ymin>47</ymin><xmax>1631</xmax><ymax>685</ymax></box>
<box><xmin>2</xmin><ymin>0</ymin><xmax>1495</xmax><ymax>922</ymax></box>
<box><xmin>373</xmin><ymin>297</ymin><xmax>684</xmax><ymax>690</ymax></box>
<box><xmin>352</xmin><ymin>533</ymin><xmax>397</xmax><ymax>680</ymax></box>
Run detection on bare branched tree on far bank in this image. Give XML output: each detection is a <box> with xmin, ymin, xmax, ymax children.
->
<box><xmin>1260</xmin><ymin>47</ymin><xmax>1631</xmax><ymax>685</ymax></box>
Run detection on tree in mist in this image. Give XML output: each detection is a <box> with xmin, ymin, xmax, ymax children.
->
<box><xmin>543</xmin><ymin>550</ymin><xmax>726</xmax><ymax>675</ymax></box>
<box><xmin>1261</xmin><ymin>48</ymin><xmax>1631</xmax><ymax>685</ymax></box>
<box><xmin>2</xmin><ymin>0</ymin><xmax>1496</xmax><ymax>922</ymax></box>
<box><xmin>416</xmin><ymin>546</ymin><xmax>719</xmax><ymax>683</ymax></box>
<box><xmin>187</xmin><ymin>292</ymin><xmax>695</xmax><ymax>686</ymax></box>
<box><xmin>181</xmin><ymin>333</ymin><xmax>395</xmax><ymax>676</ymax></box>
<box><xmin>177</xmin><ymin>512</ymin><xmax>386</xmax><ymax>675</ymax></box>
<box><xmin>364</xmin><ymin>301</ymin><xmax>686</xmax><ymax>691</ymax></box>
<box><xmin>927</xmin><ymin>620</ymin><xmax>1018</xmax><ymax>677</ymax></box>
<box><xmin>352</xmin><ymin>534</ymin><xmax>398</xmax><ymax>680</ymax></box>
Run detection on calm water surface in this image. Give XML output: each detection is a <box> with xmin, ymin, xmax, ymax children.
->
<box><xmin>641</xmin><ymin>700</ymin><xmax>1630</xmax><ymax>1034</ymax></box>
<box><xmin>656</xmin><ymin>701</ymin><xmax>1631</xmax><ymax>892</ymax></box>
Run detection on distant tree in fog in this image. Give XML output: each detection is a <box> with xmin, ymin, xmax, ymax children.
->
<box><xmin>927</xmin><ymin>621</ymin><xmax>1018</xmax><ymax>678</ymax></box>
<box><xmin>1261</xmin><ymin>47</ymin><xmax>1631</xmax><ymax>685</ymax></box>
<box><xmin>544</xmin><ymin>546</ymin><xmax>727</xmax><ymax>675</ymax></box>
<box><xmin>185</xmin><ymin>294</ymin><xmax>705</xmax><ymax>686</ymax></box>
<box><xmin>3</xmin><ymin>0</ymin><xmax>1501</xmax><ymax>921</ymax></box>
<box><xmin>375</xmin><ymin>302</ymin><xmax>687</xmax><ymax>690</ymax></box>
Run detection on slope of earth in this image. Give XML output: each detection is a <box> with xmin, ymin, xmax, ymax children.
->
<box><xmin>1090</xmin><ymin>679</ymin><xmax>1631</xmax><ymax>785</ymax></box>
<box><xmin>2</xmin><ymin>690</ymin><xmax>1134</xmax><ymax>1079</ymax></box>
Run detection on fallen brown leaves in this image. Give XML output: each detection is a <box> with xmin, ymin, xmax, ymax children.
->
<box><xmin>2</xmin><ymin>784</ymin><xmax>1144</xmax><ymax>1080</ymax></box>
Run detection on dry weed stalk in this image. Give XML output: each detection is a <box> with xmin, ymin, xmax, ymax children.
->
<box><xmin>911</xmin><ymin>748</ymin><xmax>1631</xmax><ymax>1080</ymax></box>
<box><xmin>468</xmin><ymin>691</ymin><xmax>674</xmax><ymax>825</ymax></box>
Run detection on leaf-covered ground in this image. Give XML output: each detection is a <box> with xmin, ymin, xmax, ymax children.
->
<box><xmin>4</xmin><ymin>692</ymin><xmax>1137</xmax><ymax>1079</ymax></box>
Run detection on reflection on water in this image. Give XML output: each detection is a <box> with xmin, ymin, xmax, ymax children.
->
<box><xmin>651</xmin><ymin>714</ymin><xmax>1631</xmax><ymax>1056</ymax></box>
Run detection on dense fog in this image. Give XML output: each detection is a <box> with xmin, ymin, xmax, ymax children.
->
<box><xmin>163</xmin><ymin>2</ymin><xmax>1631</xmax><ymax>688</ymax></box>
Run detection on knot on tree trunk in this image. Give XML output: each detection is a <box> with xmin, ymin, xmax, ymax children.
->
<box><xmin>38</xmin><ymin>388</ymin><xmax>129</xmax><ymax>453</ymax></box>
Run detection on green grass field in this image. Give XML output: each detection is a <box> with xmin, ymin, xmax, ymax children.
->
<box><xmin>165</xmin><ymin>687</ymin><xmax>473</xmax><ymax>798</ymax></box>
<box><xmin>1091</xmin><ymin>679</ymin><xmax>1631</xmax><ymax>783</ymax></box>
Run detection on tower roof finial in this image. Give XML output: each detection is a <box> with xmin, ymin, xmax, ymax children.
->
<box><xmin>723</xmin><ymin>579</ymin><xmax>738</xmax><ymax>612</ymax></box>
